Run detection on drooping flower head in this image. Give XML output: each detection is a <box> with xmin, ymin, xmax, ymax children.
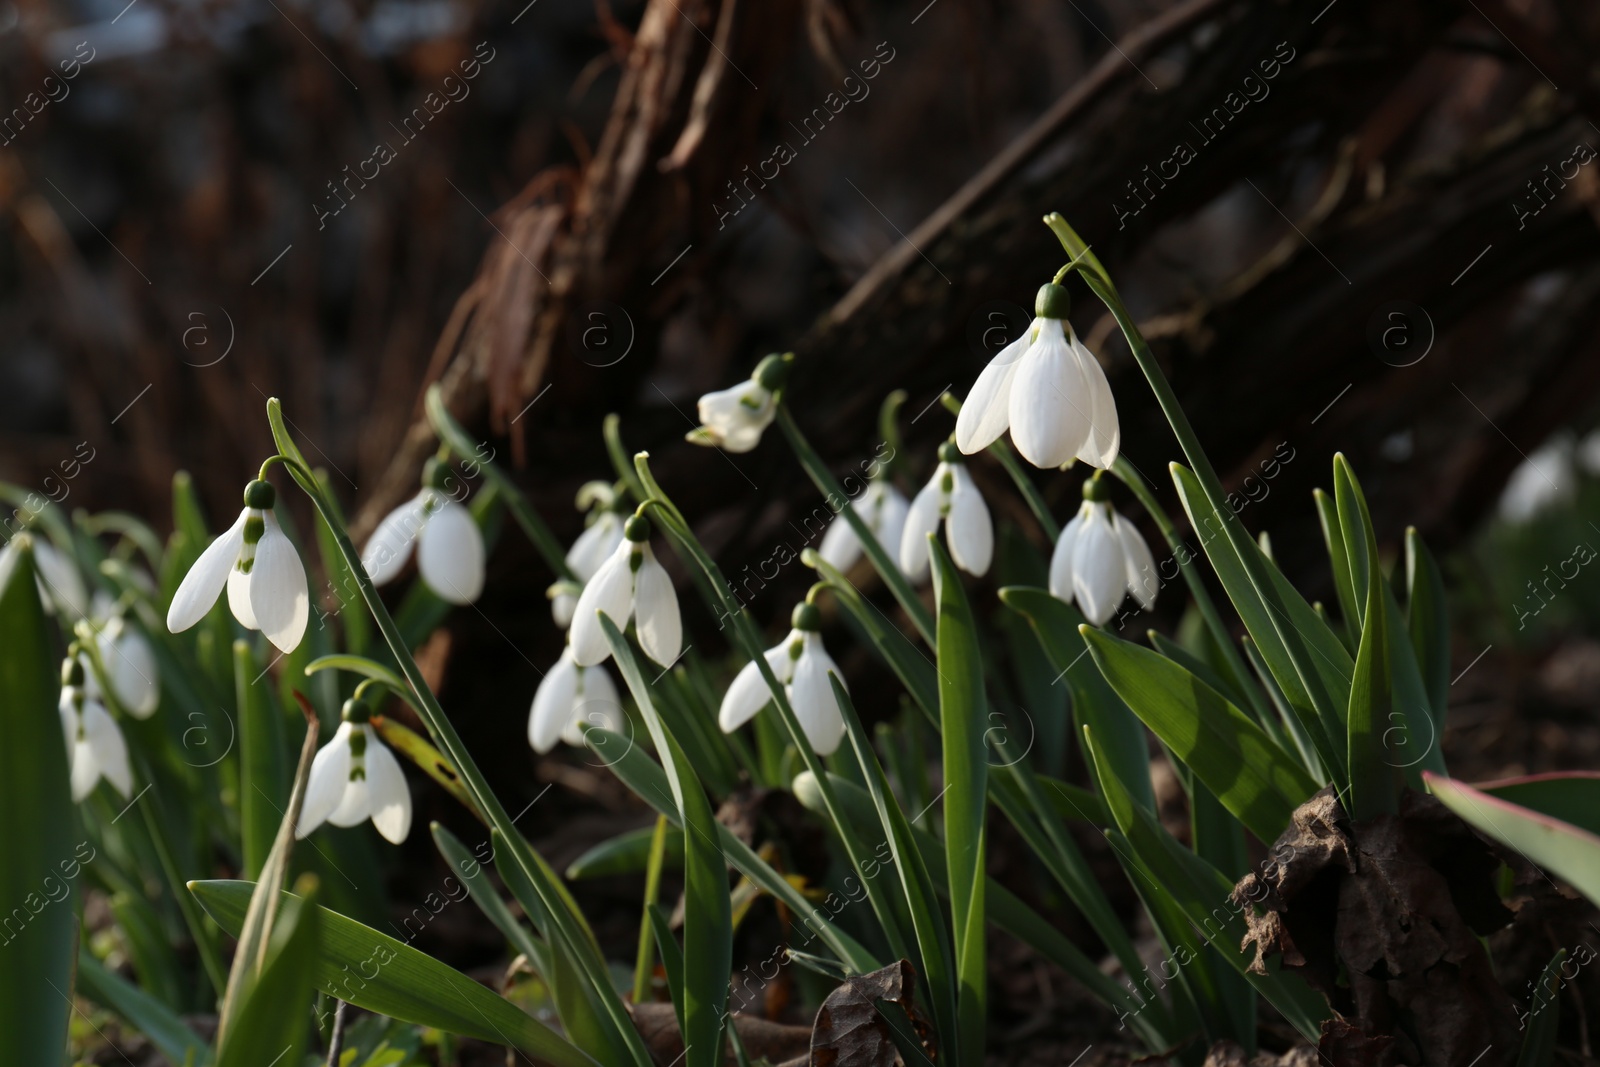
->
<box><xmin>91</xmin><ymin>615</ymin><xmax>159</xmax><ymax>718</ymax></box>
<box><xmin>297</xmin><ymin>697</ymin><xmax>412</xmax><ymax>844</ymax></box>
<box><xmin>59</xmin><ymin>655</ymin><xmax>132</xmax><ymax>802</ymax></box>
<box><xmin>166</xmin><ymin>478</ymin><xmax>309</xmax><ymax>653</ymax></box>
<box><xmin>819</xmin><ymin>477</ymin><xmax>910</xmax><ymax>573</ymax></box>
<box><xmin>551</xmin><ymin>482</ymin><xmax>627</xmax><ymax>628</ymax></box>
<box><xmin>687</xmin><ymin>353</ymin><xmax>791</xmax><ymax>453</ymax></box>
<box><xmin>718</xmin><ymin>601</ymin><xmax>847</xmax><ymax>756</ymax></box>
<box><xmin>955</xmin><ymin>283</ymin><xmax>1119</xmax><ymax>470</ymax></box>
<box><xmin>362</xmin><ymin>457</ymin><xmax>486</xmax><ymax>605</ymax></box>
<box><xmin>1049</xmin><ymin>475</ymin><xmax>1158</xmax><ymax>626</ymax></box>
<box><xmin>901</xmin><ymin>442</ymin><xmax>993</xmax><ymax>581</ymax></box>
<box><xmin>570</xmin><ymin>514</ymin><xmax>682</xmax><ymax>668</ymax></box>
<box><xmin>0</xmin><ymin>535</ymin><xmax>90</xmax><ymax>619</ymax></box>
<box><xmin>528</xmin><ymin>641</ymin><xmax>623</xmax><ymax>754</ymax></box>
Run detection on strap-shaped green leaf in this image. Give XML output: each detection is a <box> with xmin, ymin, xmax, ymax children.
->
<box><xmin>1425</xmin><ymin>773</ymin><xmax>1600</xmax><ymax>909</ymax></box>
<box><xmin>1170</xmin><ymin>463</ymin><xmax>1351</xmax><ymax>779</ymax></box>
<box><xmin>0</xmin><ymin>542</ymin><xmax>84</xmax><ymax>1062</ymax></box>
<box><xmin>216</xmin><ymin>878</ymin><xmax>322</xmax><ymax>1067</ymax></box>
<box><xmin>1517</xmin><ymin>949</ymin><xmax>1566</xmax><ymax>1067</ymax></box>
<box><xmin>602</xmin><ymin>615</ymin><xmax>731</xmax><ymax>1067</ymax></box>
<box><xmin>189</xmin><ymin>879</ymin><xmax>596</xmax><ymax>1065</ymax></box>
<box><xmin>1080</xmin><ymin>626</ymin><xmax>1316</xmax><ymax>844</ymax></box>
<box><xmin>78</xmin><ymin>950</ymin><xmax>212</xmax><ymax>1067</ymax></box>
<box><xmin>1081</xmin><ymin>729</ymin><xmax>1328</xmax><ymax>1042</ymax></box>
<box><xmin>1404</xmin><ymin>527</ymin><xmax>1450</xmax><ymax>726</ymax></box>
<box><xmin>930</xmin><ymin>537</ymin><xmax>988</xmax><ymax>1067</ymax></box>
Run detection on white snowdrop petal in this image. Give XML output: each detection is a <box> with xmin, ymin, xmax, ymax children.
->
<box><xmin>1073</xmin><ymin>509</ymin><xmax>1126</xmax><ymax>626</ymax></box>
<box><xmin>790</xmin><ymin>639</ymin><xmax>846</xmax><ymax>757</ymax></box>
<box><xmin>103</xmin><ymin>627</ymin><xmax>159</xmax><ymax>718</ymax></box>
<box><xmin>250</xmin><ymin>514</ymin><xmax>310</xmax><ymax>654</ymax></box>
<box><xmin>362</xmin><ymin>494</ymin><xmax>427</xmax><ymax>587</ymax></box>
<box><xmin>1073</xmin><ymin>337</ymin><xmax>1120</xmax><ymax>469</ymax></box>
<box><xmin>227</xmin><ymin>561</ymin><xmax>258</xmax><ymax>630</ymax></box>
<box><xmin>551</xmin><ymin>592</ymin><xmax>576</xmax><ymax>629</ymax></box>
<box><xmin>871</xmin><ymin>484</ymin><xmax>910</xmax><ymax>561</ymax></box>
<box><xmin>363</xmin><ymin>732</ymin><xmax>413</xmax><ymax>844</ymax></box>
<box><xmin>817</xmin><ymin>514</ymin><xmax>862</xmax><ymax>571</ymax></box>
<box><xmin>69</xmin><ymin>737</ymin><xmax>100</xmax><ymax>801</ymax></box>
<box><xmin>327</xmin><ymin>763</ymin><xmax>371</xmax><ymax>827</ymax></box>
<box><xmin>717</xmin><ymin>640</ymin><xmax>787</xmax><ymax>734</ymax></box>
<box><xmin>900</xmin><ymin>476</ymin><xmax>944</xmax><ymax>582</ymax></box>
<box><xmin>167</xmin><ymin>510</ymin><xmax>248</xmax><ymax>633</ymax></box>
<box><xmin>697</xmin><ymin>381</ymin><xmax>775</xmax><ymax>452</ymax></box>
<box><xmin>297</xmin><ymin>723</ymin><xmax>353</xmax><ymax>838</ymax></box>
<box><xmin>1009</xmin><ymin>321</ymin><xmax>1091</xmax><ymax>469</ymax></box>
<box><xmin>1115</xmin><ymin>513</ymin><xmax>1159</xmax><ymax>611</ymax></box>
<box><xmin>566</xmin><ymin>516</ymin><xmax>623</xmax><ymax>581</ymax></box>
<box><xmin>1049</xmin><ymin>511</ymin><xmax>1087</xmax><ymax>603</ymax></box>
<box><xmin>33</xmin><ymin>542</ymin><xmax>89</xmax><ymax>619</ymax></box>
<box><xmin>529</xmin><ymin>652</ymin><xmax>581</xmax><ymax>754</ymax></box>
<box><xmin>566</xmin><ymin>666</ymin><xmax>623</xmax><ymax>746</ymax></box>
<box><xmin>633</xmin><ymin>549</ymin><xmax>682</xmax><ymax>668</ymax></box>
<box><xmin>570</xmin><ymin>545</ymin><xmax>635</xmax><ymax>666</ymax></box>
<box><xmin>58</xmin><ymin>692</ymin><xmax>76</xmax><ymax>759</ymax></box>
<box><xmin>945</xmin><ymin>465</ymin><xmax>994</xmax><ymax>578</ymax></box>
<box><xmin>955</xmin><ymin>330</ymin><xmax>1030</xmax><ymax>454</ymax></box>
<box><xmin>82</xmin><ymin>700</ymin><xmax>132</xmax><ymax>800</ymax></box>
<box><xmin>417</xmin><ymin>499</ymin><xmax>486</xmax><ymax>605</ymax></box>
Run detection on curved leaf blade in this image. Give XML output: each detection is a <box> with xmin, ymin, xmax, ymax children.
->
<box><xmin>189</xmin><ymin>879</ymin><xmax>596</xmax><ymax>1066</ymax></box>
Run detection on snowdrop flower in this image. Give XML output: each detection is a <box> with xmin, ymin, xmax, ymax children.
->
<box><xmin>91</xmin><ymin>616</ymin><xmax>159</xmax><ymax>718</ymax></box>
<box><xmin>0</xmin><ymin>536</ymin><xmax>89</xmax><ymax>618</ymax></box>
<box><xmin>570</xmin><ymin>514</ymin><xmax>682</xmax><ymax>668</ymax></box>
<box><xmin>297</xmin><ymin>698</ymin><xmax>412</xmax><ymax>845</ymax></box>
<box><xmin>718</xmin><ymin>602</ymin><xmax>847</xmax><ymax>756</ymax></box>
<box><xmin>551</xmin><ymin>483</ymin><xmax>627</xmax><ymax>628</ymax></box>
<box><xmin>819</xmin><ymin>477</ymin><xmax>909</xmax><ymax>572</ymax></box>
<box><xmin>901</xmin><ymin>443</ymin><xmax>993</xmax><ymax>580</ymax></box>
<box><xmin>528</xmin><ymin>643</ymin><xmax>623</xmax><ymax>753</ymax></box>
<box><xmin>59</xmin><ymin>657</ymin><xmax>132</xmax><ymax>802</ymax></box>
<box><xmin>687</xmin><ymin>353</ymin><xmax>790</xmax><ymax>453</ymax></box>
<box><xmin>1497</xmin><ymin>434</ymin><xmax>1575</xmax><ymax>523</ymax></box>
<box><xmin>1050</xmin><ymin>478</ymin><xmax>1158</xmax><ymax>626</ymax></box>
<box><xmin>955</xmin><ymin>283</ymin><xmax>1118</xmax><ymax>470</ymax></box>
<box><xmin>362</xmin><ymin>458</ymin><xmax>485</xmax><ymax>605</ymax></box>
<box><xmin>166</xmin><ymin>479</ymin><xmax>309</xmax><ymax>654</ymax></box>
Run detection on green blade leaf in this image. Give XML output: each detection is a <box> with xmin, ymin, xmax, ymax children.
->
<box><xmin>567</xmin><ymin>825</ymin><xmax>685</xmax><ymax>880</ymax></box>
<box><xmin>1516</xmin><ymin>949</ymin><xmax>1565</xmax><ymax>1067</ymax></box>
<box><xmin>216</xmin><ymin>877</ymin><xmax>323</xmax><ymax>1067</ymax></box>
<box><xmin>1080</xmin><ymin>729</ymin><xmax>1329</xmax><ymax>1042</ymax></box>
<box><xmin>1338</xmin><ymin>456</ymin><xmax>1397</xmax><ymax>821</ymax></box>
<box><xmin>929</xmin><ymin>537</ymin><xmax>987</xmax><ymax>1066</ymax></box>
<box><xmin>835</xmin><ymin>676</ymin><xmax>960</xmax><ymax>1057</ymax></box>
<box><xmin>1425</xmin><ymin>773</ymin><xmax>1600</xmax><ymax>909</ymax></box>
<box><xmin>235</xmin><ymin>640</ymin><xmax>288</xmax><ymax>880</ymax></box>
<box><xmin>1404</xmin><ymin>527</ymin><xmax>1450</xmax><ymax>725</ymax></box>
<box><xmin>1313</xmin><ymin>488</ymin><xmax>1360</xmax><ymax>651</ymax></box>
<box><xmin>1472</xmin><ymin>771</ymin><xmax>1600</xmax><ymax>835</ymax></box>
<box><xmin>431</xmin><ymin>823</ymin><xmax>551</xmax><ymax>980</ymax></box>
<box><xmin>190</xmin><ymin>879</ymin><xmax>596</xmax><ymax>1065</ymax></box>
<box><xmin>1170</xmin><ymin>463</ymin><xmax>1351</xmax><ymax>780</ymax></box>
<box><xmin>0</xmin><ymin>540</ymin><xmax>77</xmax><ymax>1062</ymax></box>
<box><xmin>602</xmin><ymin>616</ymin><xmax>732</xmax><ymax>1067</ymax></box>
<box><xmin>998</xmin><ymin>586</ymin><xmax>1154</xmax><ymax>811</ymax></box>
<box><xmin>77</xmin><ymin>950</ymin><xmax>212</xmax><ymax>1067</ymax></box>
<box><xmin>588</xmin><ymin>727</ymin><xmax>878</xmax><ymax>974</ymax></box>
<box><xmin>1080</xmin><ymin>626</ymin><xmax>1317</xmax><ymax>844</ymax></box>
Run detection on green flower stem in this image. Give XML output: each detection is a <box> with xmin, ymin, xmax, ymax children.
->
<box><xmin>631</xmin><ymin>452</ymin><xmax>917</xmax><ymax>969</ymax></box>
<box><xmin>425</xmin><ymin>385</ymin><xmax>576</xmax><ymax>581</ymax></box>
<box><xmin>631</xmin><ymin>814</ymin><xmax>670</xmax><ymax>1003</ymax></box>
<box><xmin>773</xmin><ymin>403</ymin><xmax>935</xmax><ymax>646</ymax></box>
<box><xmin>604</xmin><ymin>414</ymin><xmax>650</xmax><ymax>504</ymax></box>
<box><xmin>937</xmin><ymin>392</ymin><xmax>1059</xmax><ymax>540</ymax></box>
<box><xmin>1044</xmin><ymin>214</ymin><xmax>1340</xmax><ymax>738</ymax></box>
<box><xmin>1108</xmin><ymin>457</ymin><xmax>1263</xmax><ymax>715</ymax></box>
<box><xmin>876</xmin><ymin>390</ymin><xmax>909</xmax><ymax>482</ymax></box>
<box><xmin>265</xmin><ymin>399</ymin><xmax>637</xmax><ymax>1067</ymax></box>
